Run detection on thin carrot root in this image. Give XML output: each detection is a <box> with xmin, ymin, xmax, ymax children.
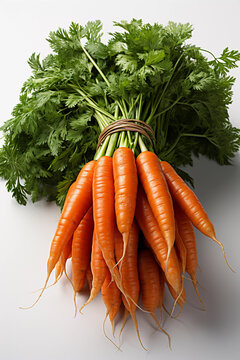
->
<box><xmin>79</xmin><ymin>286</ymin><xmax>98</xmax><ymax>313</ymax></box>
<box><xmin>191</xmin><ymin>274</ymin><xmax>206</xmax><ymax>311</ymax></box>
<box><xmin>119</xmin><ymin>308</ymin><xmax>129</xmax><ymax>344</ymax></box>
<box><xmin>151</xmin><ymin>313</ymin><xmax>171</xmax><ymax>350</ymax></box>
<box><xmin>64</xmin><ymin>268</ymin><xmax>73</xmax><ymax>287</ymax></box>
<box><xmin>163</xmin><ymin>304</ymin><xmax>171</xmax><ymax>317</ymax></box>
<box><xmin>211</xmin><ymin>235</ymin><xmax>235</xmax><ymax>273</ymax></box>
<box><xmin>19</xmin><ymin>273</ymin><xmax>51</xmax><ymax>310</ymax></box>
<box><xmin>131</xmin><ymin>311</ymin><xmax>147</xmax><ymax>351</ymax></box>
<box><xmin>73</xmin><ymin>291</ymin><xmax>78</xmax><ymax>317</ymax></box>
<box><xmin>123</xmin><ymin>294</ymin><xmax>150</xmax><ymax>314</ymax></box>
<box><xmin>171</xmin><ymin>305</ymin><xmax>183</xmax><ymax>319</ymax></box>
<box><xmin>103</xmin><ymin>312</ymin><xmax>121</xmax><ymax>351</ymax></box>
<box><xmin>110</xmin><ymin>318</ymin><xmax>115</xmax><ymax>339</ymax></box>
<box><xmin>114</xmin><ymin>232</ymin><xmax>129</xmax><ymax>276</ymax></box>
<box><xmin>170</xmin><ymin>286</ymin><xmax>183</xmax><ymax>318</ymax></box>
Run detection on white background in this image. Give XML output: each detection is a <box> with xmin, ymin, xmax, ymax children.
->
<box><xmin>0</xmin><ymin>1</ymin><xmax>240</xmax><ymax>359</ymax></box>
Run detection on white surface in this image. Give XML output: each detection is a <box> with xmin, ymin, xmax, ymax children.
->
<box><xmin>0</xmin><ymin>1</ymin><xmax>240</xmax><ymax>359</ymax></box>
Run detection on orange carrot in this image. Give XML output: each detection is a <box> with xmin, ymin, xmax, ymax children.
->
<box><xmin>113</xmin><ymin>147</ymin><xmax>138</xmax><ymax>259</ymax></box>
<box><xmin>115</xmin><ymin>221</ymin><xmax>146</xmax><ymax>350</ymax></box>
<box><xmin>158</xmin><ymin>268</ymin><xmax>165</xmax><ymax>311</ymax></box>
<box><xmin>138</xmin><ymin>248</ymin><xmax>171</xmax><ymax>347</ymax></box>
<box><xmin>80</xmin><ymin>229</ymin><xmax>108</xmax><ymax>311</ymax></box>
<box><xmin>135</xmin><ymin>185</ymin><xmax>181</xmax><ymax>295</ymax></box>
<box><xmin>24</xmin><ymin>161</ymin><xmax>96</xmax><ymax>308</ymax></box>
<box><xmin>166</xmin><ymin>280</ymin><xmax>186</xmax><ymax>308</ymax></box>
<box><xmin>93</xmin><ymin>156</ymin><xmax>123</xmax><ymax>293</ymax></box>
<box><xmin>175</xmin><ymin>203</ymin><xmax>205</xmax><ymax>309</ymax></box>
<box><xmin>72</xmin><ymin>206</ymin><xmax>94</xmax><ymax>314</ymax></box>
<box><xmin>101</xmin><ymin>268</ymin><xmax>122</xmax><ymax>335</ymax></box>
<box><xmin>62</xmin><ymin>181</ymin><xmax>76</xmax><ymax>212</ymax></box>
<box><xmin>47</xmin><ymin>160</ymin><xmax>95</xmax><ymax>275</ymax></box>
<box><xmin>174</xmin><ymin>223</ymin><xmax>187</xmax><ymax>275</ymax></box>
<box><xmin>160</xmin><ymin>160</ymin><xmax>232</xmax><ymax>271</ymax></box>
<box><xmin>86</xmin><ymin>265</ymin><xmax>93</xmax><ymax>291</ymax></box>
<box><xmin>136</xmin><ymin>151</ymin><xmax>175</xmax><ymax>263</ymax></box>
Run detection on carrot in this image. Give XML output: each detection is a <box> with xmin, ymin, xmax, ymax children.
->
<box><xmin>92</xmin><ymin>156</ymin><xmax>123</xmax><ymax>293</ymax></box>
<box><xmin>166</xmin><ymin>280</ymin><xmax>186</xmax><ymax>308</ymax></box>
<box><xmin>136</xmin><ymin>151</ymin><xmax>175</xmax><ymax>263</ymax></box>
<box><xmin>62</xmin><ymin>181</ymin><xmax>76</xmax><ymax>212</ymax></box>
<box><xmin>47</xmin><ymin>160</ymin><xmax>95</xmax><ymax>274</ymax></box>
<box><xmin>72</xmin><ymin>206</ymin><xmax>94</xmax><ymax>315</ymax></box>
<box><xmin>113</xmin><ymin>147</ymin><xmax>138</xmax><ymax>260</ymax></box>
<box><xmin>158</xmin><ymin>268</ymin><xmax>165</xmax><ymax>311</ymax></box>
<box><xmin>79</xmin><ymin>229</ymin><xmax>107</xmax><ymax>312</ymax></box>
<box><xmin>174</xmin><ymin>223</ymin><xmax>187</xmax><ymax>275</ymax></box>
<box><xmin>135</xmin><ymin>185</ymin><xmax>181</xmax><ymax>295</ymax></box>
<box><xmin>52</xmin><ymin>238</ymin><xmax>73</xmax><ymax>286</ymax></box>
<box><xmin>101</xmin><ymin>268</ymin><xmax>122</xmax><ymax>336</ymax></box>
<box><xmin>23</xmin><ymin>160</ymin><xmax>96</xmax><ymax>309</ymax></box>
<box><xmin>160</xmin><ymin>161</ymin><xmax>233</xmax><ymax>271</ymax></box>
<box><xmin>138</xmin><ymin>248</ymin><xmax>171</xmax><ymax>347</ymax></box>
<box><xmin>86</xmin><ymin>265</ymin><xmax>93</xmax><ymax>291</ymax></box>
<box><xmin>115</xmin><ymin>221</ymin><xmax>146</xmax><ymax>350</ymax></box>
<box><xmin>175</xmin><ymin>203</ymin><xmax>205</xmax><ymax>309</ymax></box>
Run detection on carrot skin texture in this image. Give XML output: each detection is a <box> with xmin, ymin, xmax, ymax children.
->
<box><xmin>86</xmin><ymin>265</ymin><xmax>93</xmax><ymax>291</ymax></box>
<box><xmin>135</xmin><ymin>186</ymin><xmax>181</xmax><ymax>295</ymax></box>
<box><xmin>114</xmin><ymin>221</ymin><xmax>145</xmax><ymax>349</ymax></box>
<box><xmin>47</xmin><ymin>161</ymin><xmax>96</xmax><ymax>275</ymax></box>
<box><xmin>160</xmin><ymin>161</ymin><xmax>215</xmax><ymax>239</ymax></box>
<box><xmin>138</xmin><ymin>248</ymin><xmax>161</xmax><ymax>313</ymax></box>
<box><xmin>175</xmin><ymin>204</ymin><xmax>198</xmax><ymax>276</ymax></box>
<box><xmin>138</xmin><ymin>249</ymin><xmax>171</xmax><ymax>347</ymax></box>
<box><xmin>159</xmin><ymin>269</ymin><xmax>165</xmax><ymax>309</ymax></box>
<box><xmin>166</xmin><ymin>280</ymin><xmax>186</xmax><ymax>307</ymax></box>
<box><xmin>101</xmin><ymin>269</ymin><xmax>122</xmax><ymax>328</ymax></box>
<box><xmin>89</xmin><ymin>230</ymin><xmax>108</xmax><ymax>301</ymax></box>
<box><xmin>93</xmin><ymin>156</ymin><xmax>122</xmax><ymax>290</ymax></box>
<box><xmin>136</xmin><ymin>151</ymin><xmax>175</xmax><ymax>254</ymax></box>
<box><xmin>113</xmin><ymin>147</ymin><xmax>138</xmax><ymax>249</ymax></box>
<box><xmin>72</xmin><ymin>206</ymin><xmax>94</xmax><ymax>293</ymax></box>
<box><xmin>114</xmin><ymin>221</ymin><xmax>140</xmax><ymax>312</ymax></box>
<box><xmin>174</xmin><ymin>223</ymin><xmax>187</xmax><ymax>275</ymax></box>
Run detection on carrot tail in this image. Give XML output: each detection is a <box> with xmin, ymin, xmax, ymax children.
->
<box><xmin>171</xmin><ymin>305</ymin><xmax>183</xmax><ymax>319</ymax></box>
<box><xmin>79</xmin><ymin>286</ymin><xmax>99</xmax><ymax>313</ymax></box>
<box><xmin>119</xmin><ymin>308</ymin><xmax>129</xmax><ymax>345</ymax></box>
<box><xmin>114</xmin><ymin>232</ymin><xmax>129</xmax><ymax>276</ymax></box>
<box><xmin>165</xmin><ymin>246</ymin><xmax>171</xmax><ymax>277</ymax></box>
<box><xmin>19</xmin><ymin>273</ymin><xmax>51</xmax><ymax>310</ymax></box>
<box><xmin>151</xmin><ymin>313</ymin><xmax>171</xmax><ymax>350</ymax></box>
<box><xmin>121</xmin><ymin>232</ymin><xmax>129</xmax><ymax>264</ymax></box>
<box><xmin>162</xmin><ymin>304</ymin><xmax>171</xmax><ymax>317</ymax></box>
<box><xmin>31</xmin><ymin>269</ymin><xmax>63</xmax><ymax>294</ymax></box>
<box><xmin>73</xmin><ymin>291</ymin><xmax>78</xmax><ymax>317</ymax></box>
<box><xmin>163</xmin><ymin>301</ymin><xmax>183</xmax><ymax>319</ymax></box>
<box><xmin>102</xmin><ymin>311</ymin><xmax>121</xmax><ymax>351</ymax></box>
<box><xmin>63</xmin><ymin>267</ymin><xmax>73</xmax><ymax>287</ymax></box>
<box><xmin>211</xmin><ymin>234</ymin><xmax>235</xmax><ymax>273</ymax></box>
<box><xmin>190</xmin><ymin>274</ymin><xmax>206</xmax><ymax>311</ymax></box>
<box><xmin>130</xmin><ymin>310</ymin><xmax>147</xmax><ymax>351</ymax></box>
<box><xmin>170</xmin><ymin>286</ymin><xmax>184</xmax><ymax>318</ymax></box>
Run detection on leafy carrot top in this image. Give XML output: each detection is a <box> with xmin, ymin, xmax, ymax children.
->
<box><xmin>0</xmin><ymin>19</ymin><xmax>239</xmax><ymax>205</ymax></box>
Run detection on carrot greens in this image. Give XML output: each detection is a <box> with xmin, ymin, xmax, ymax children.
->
<box><xmin>0</xmin><ymin>19</ymin><xmax>239</xmax><ymax>206</ymax></box>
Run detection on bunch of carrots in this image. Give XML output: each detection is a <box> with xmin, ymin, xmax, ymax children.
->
<box><xmin>26</xmin><ymin>146</ymin><xmax>231</xmax><ymax>349</ymax></box>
